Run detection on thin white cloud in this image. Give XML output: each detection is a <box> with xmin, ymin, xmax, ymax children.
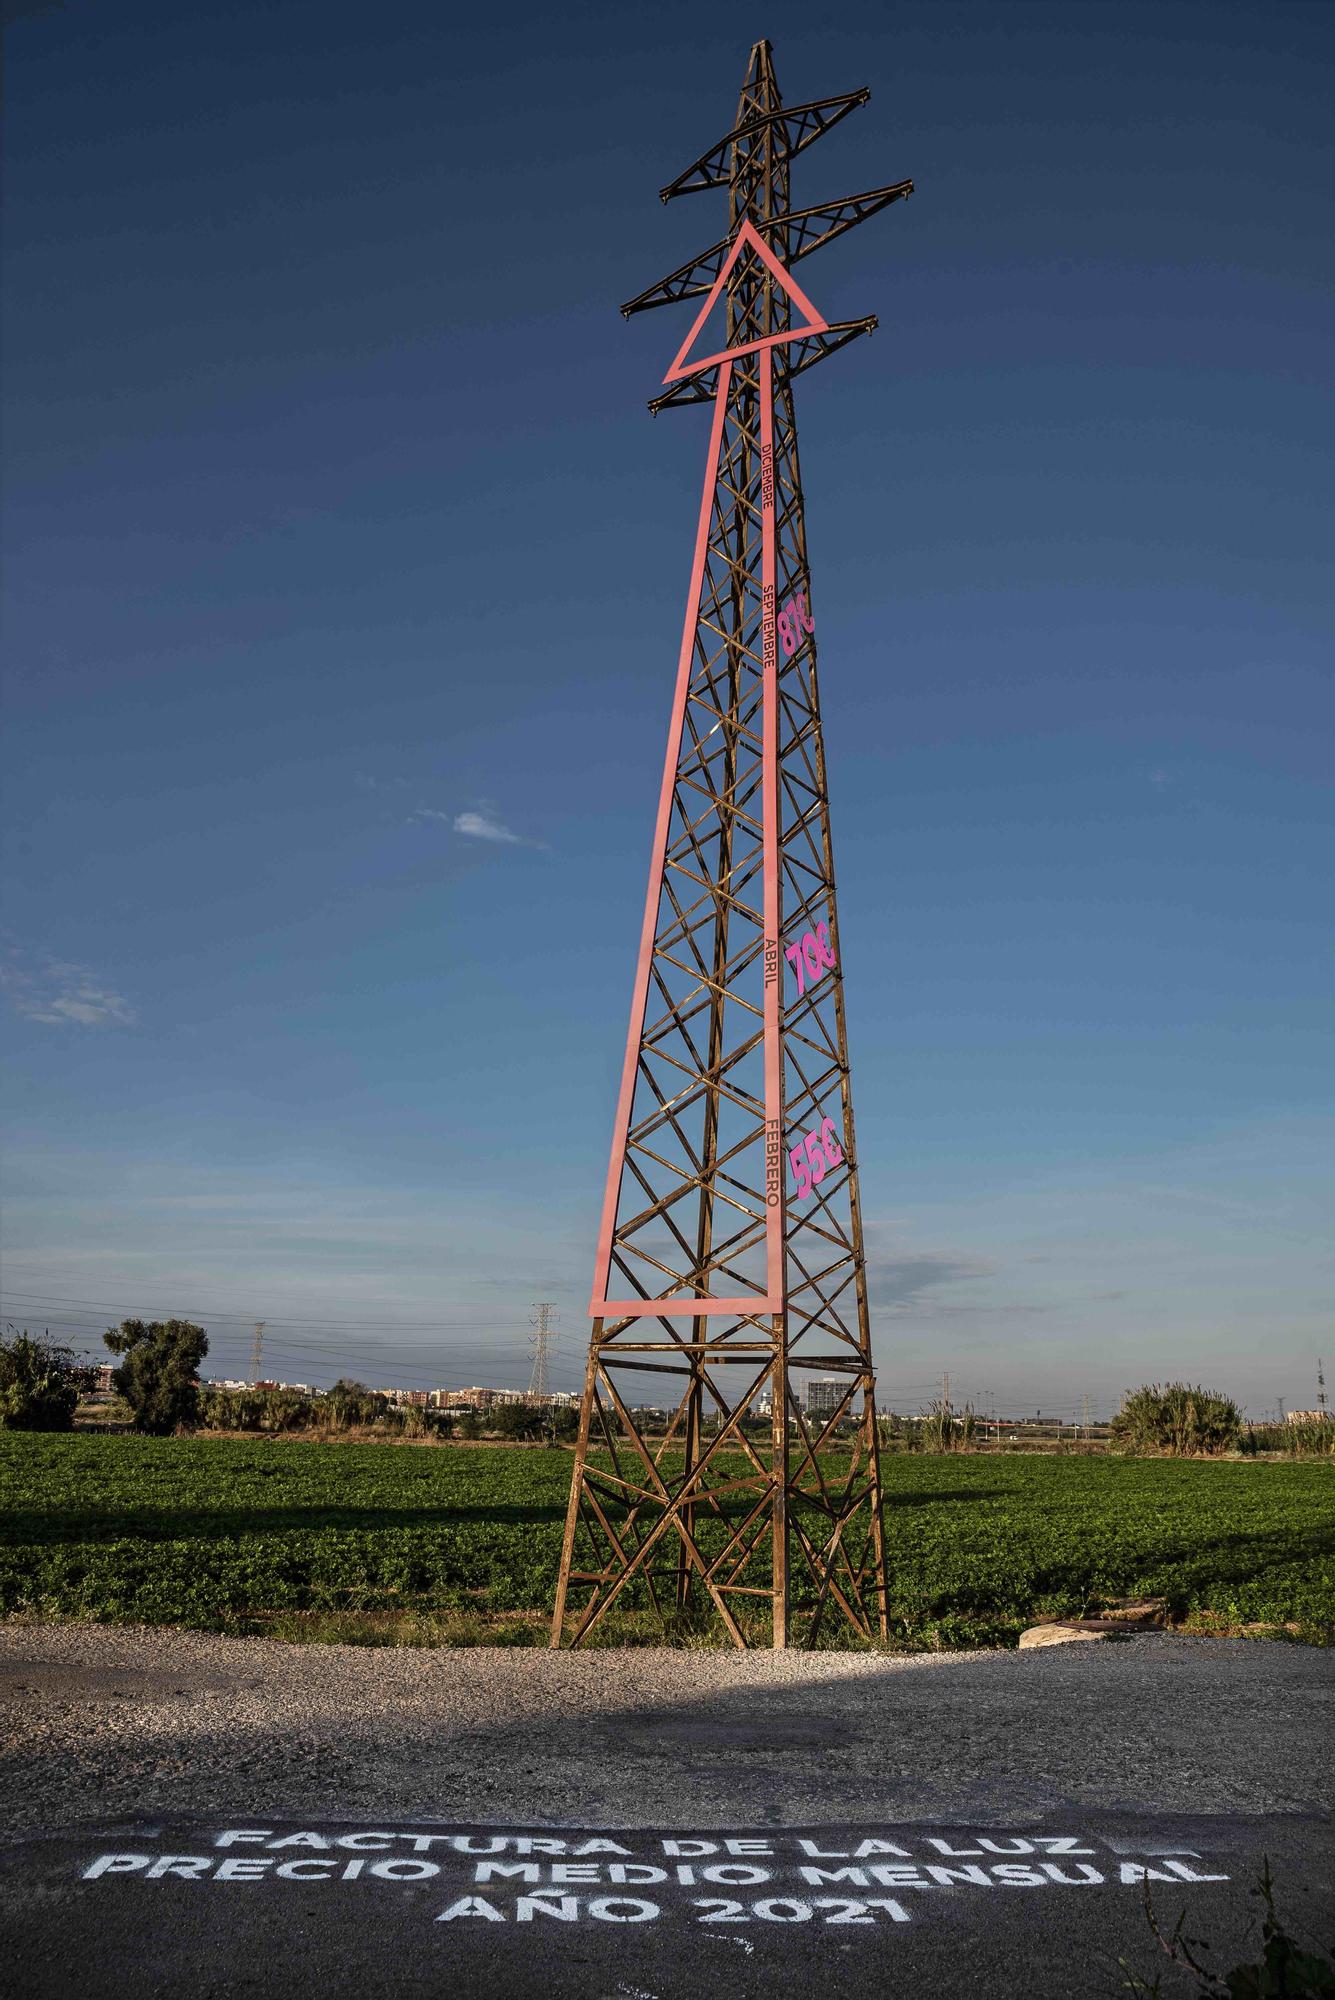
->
<box><xmin>454</xmin><ymin>809</ymin><xmax>526</xmax><ymax>845</ymax></box>
<box><xmin>408</xmin><ymin>804</ymin><xmax>546</xmax><ymax>848</ymax></box>
<box><xmin>0</xmin><ymin>946</ymin><xmax>137</xmax><ymax>1028</ymax></box>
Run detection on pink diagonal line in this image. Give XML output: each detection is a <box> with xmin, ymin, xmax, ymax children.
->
<box><xmin>664</xmin><ymin>219</ymin><xmax>829</xmax><ymax>384</ymax></box>
<box><xmin>588</xmin><ymin>361</ymin><xmax>735</xmax><ymax>1321</ymax></box>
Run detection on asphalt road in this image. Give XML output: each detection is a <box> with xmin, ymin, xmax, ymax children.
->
<box><xmin>2</xmin><ymin>1626</ymin><xmax>1331</xmax><ymax>1997</ymax></box>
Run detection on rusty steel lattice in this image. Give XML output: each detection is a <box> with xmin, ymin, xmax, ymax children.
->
<box><xmin>552</xmin><ymin>40</ymin><xmax>913</xmax><ymax>1650</ymax></box>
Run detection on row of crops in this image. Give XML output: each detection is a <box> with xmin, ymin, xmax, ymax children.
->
<box><xmin>2</xmin><ymin>1434</ymin><xmax>1330</xmax><ymax>1646</ymax></box>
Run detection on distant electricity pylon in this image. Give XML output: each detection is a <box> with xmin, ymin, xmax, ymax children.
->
<box><xmin>553</xmin><ymin>40</ymin><xmax>912</xmax><ymax>1652</ymax></box>
<box><xmin>1318</xmin><ymin>1357</ymin><xmax>1327</xmax><ymax>1413</ymax></box>
<box><xmin>249</xmin><ymin>1320</ymin><xmax>266</xmax><ymax>1387</ymax></box>
<box><xmin>529</xmin><ymin>1304</ymin><xmax>557</xmax><ymax>1403</ymax></box>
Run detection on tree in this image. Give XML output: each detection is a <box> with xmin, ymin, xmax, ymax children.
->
<box><xmin>104</xmin><ymin>1319</ymin><xmax>209</xmax><ymax>1434</ymax></box>
<box><xmin>0</xmin><ymin>1329</ymin><xmax>82</xmax><ymax>1431</ymax></box>
<box><xmin>490</xmin><ymin>1402</ymin><xmax>545</xmax><ymax>1442</ymax></box>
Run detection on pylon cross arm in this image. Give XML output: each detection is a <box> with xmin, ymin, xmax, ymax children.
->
<box><xmin>621</xmin><ymin>182</ymin><xmax>913</xmax><ymax>317</ymax></box>
<box><xmin>649</xmin><ymin>318</ymin><xmax>878</xmax><ymax>414</ymax></box>
<box><xmin>658</xmin><ymin>88</ymin><xmax>872</xmax><ymax>201</ymax></box>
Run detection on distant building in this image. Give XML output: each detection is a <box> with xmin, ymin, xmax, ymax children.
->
<box><xmin>805</xmin><ymin>1379</ymin><xmax>844</xmax><ymax>1419</ymax></box>
<box><xmin>445</xmin><ymin>1387</ymin><xmax>493</xmax><ymax>1410</ymax></box>
<box><xmin>202</xmin><ymin>1377</ymin><xmax>312</xmax><ymax>1396</ymax></box>
<box><xmin>432</xmin><ymin>1387</ymin><xmax>503</xmax><ymax>1411</ymax></box>
<box><xmin>1287</xmin><ymin>1409</ymin><xmax>1333</xmax><ymax>1424</ymax></box>
<box><xmin>429</xmin><ymin>1385</ymin><xmax>571</xmax><ymax>1411</ymax></box>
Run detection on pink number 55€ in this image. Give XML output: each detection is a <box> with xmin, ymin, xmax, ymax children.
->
<box><xmin>788</xmin><ymin>1117</ymin><xmax>844</xmax><ymax>1200</ymax></box>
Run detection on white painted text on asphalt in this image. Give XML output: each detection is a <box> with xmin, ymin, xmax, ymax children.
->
<box><xmin>75</xmin><ymin>1826</ymin><xmax>1232</xmax><ymax>1925</ymax></box>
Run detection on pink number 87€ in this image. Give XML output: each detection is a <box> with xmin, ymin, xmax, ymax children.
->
<box><xmin>776</xmin><ymin>590</ymin><xmax>816</xmax><ymax>660</ymax></box>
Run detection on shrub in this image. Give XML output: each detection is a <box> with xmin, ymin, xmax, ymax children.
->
<box><xmin>1111</xmin><ymin>1382</ymin><xmax>1241</xmax><ymax>1457</ymax></box>
<box><xmin>489</xmin><ymin>1403</ymin><xmax>546</xmax><ymax>1442</ymax></box>
<box><xmin>0</xmin><ymin>1329</ymin><xmax>82</xmax><ymax>1431</ymax></box>
<box><xmin>879</xmin><ymin>1404</ymin><xmax>977</xmax><ymax>1454</ymax></box>
<box><xmin>314</xmin><ymin>1379</ymin><xmax>389</xmax><ymax>1430</ymax></box>
<box><xmin>196</xmin><ymin>1386</ymin><xmax>463</xmax><ymax>1441</ymax></box>
<box><xmin>198</xmin><ymin>1386</ymin><xmax>317</xmax><ymax>1433</ymax></box>
<box><xmin>1241</xmin><ymin>1419</ymin><xmax>1335</xmax><ymax>1459</ymax></box>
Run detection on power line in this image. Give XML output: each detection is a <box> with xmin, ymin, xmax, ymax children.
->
<box><xmin>7</xmin><ymin>1318</ymin><xmax>551</xmax><ymax>1390</ymax></box>
<box><xmin>0</xmin><ymin>1292</ymin><xmax>1128</xmax><ymax>1414</ymax></box>
<box><xmin>0</xmin><ymin>1290</ymin><xmax>520</xmax><ymax>1330</ymax></box>
<box><xmin>0</xmin><ymin>1314</ymin><xmax>532</xmax><ymax>1359</ymax></box>
<box><xmin>3</xmin><ymin>1304</ymin><xmax>535</xmax><ymax>1352</ymax></box>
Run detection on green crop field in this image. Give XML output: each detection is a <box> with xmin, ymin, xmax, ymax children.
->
<box><xmin>1</xmin><ymin>1433</ymin><xmax>1331</xmax><ymax>1648</ymax></box>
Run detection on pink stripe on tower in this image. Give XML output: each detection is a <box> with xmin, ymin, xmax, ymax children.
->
<box><xmin>589</xmin><ymin>360</ymin><xmax>739</xmax><ymax>1318</ymax></box>
<box><xmin>759</xmin><ymin>347</ymin><xmax>785</xmax><ymax>1310</ymax></box>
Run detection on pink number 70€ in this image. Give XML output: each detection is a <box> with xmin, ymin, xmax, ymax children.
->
<box><xmin>789</xmin><ymin>1117</ymin><xmax>844</xmax><ymax>1201</ymax></box>
<box><xmin>785</xmin><ymin>920</ymin><xmax>836</xmax><ymax>997</ymax></box>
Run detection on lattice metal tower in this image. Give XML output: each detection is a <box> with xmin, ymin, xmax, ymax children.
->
<box><xmin>552</xmin><ymin>40</ymin><xmax>913</xmax><ymax>1650</ymax></box>
<box><xmin>529</xmin><ymin>1302</ymin><xmax>557</xmax><ymax>1403</ymax></box>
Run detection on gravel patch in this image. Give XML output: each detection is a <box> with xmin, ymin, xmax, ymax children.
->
<box><xmin>2</xmin><ymin>1623</ymin><xmax>1329</xmax><ymax>1840</ymax></box>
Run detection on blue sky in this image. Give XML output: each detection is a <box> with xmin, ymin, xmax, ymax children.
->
<box><xmin>2</xmin><ymin>0</ymin><xmax>1331</xmax><ymax>1414</ymax></box>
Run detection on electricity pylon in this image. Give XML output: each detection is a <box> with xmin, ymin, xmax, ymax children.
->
<box><xmin>529</xmin><ymin>1303</ymin><xmax>557</xmax><ymax>1403</ymax></box>
<box><xmin>552</xmin><ymin>40</ymin><xmax>913</xmax><ymax>1650</ymax></box>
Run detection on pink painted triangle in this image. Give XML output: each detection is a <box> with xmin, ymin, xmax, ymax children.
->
<box><xmin>663</xmin><ymin>218</ymin><xmax>830</xmax><ymax>385</ymax></box>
